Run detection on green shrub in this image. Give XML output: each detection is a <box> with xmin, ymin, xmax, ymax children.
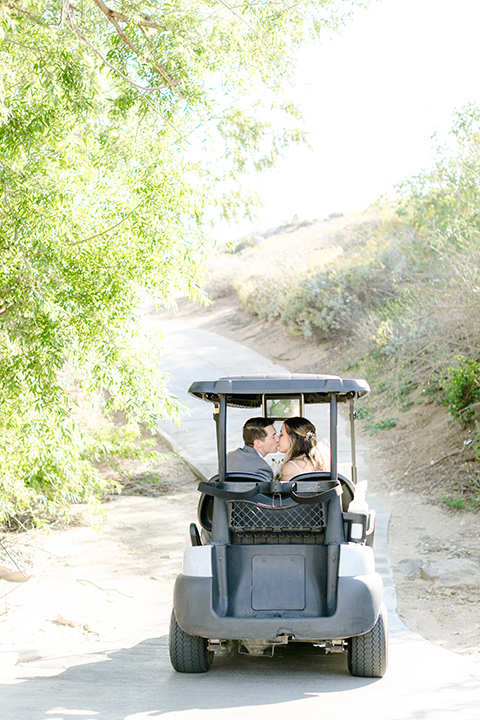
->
<box><xmin>397</xmin><ymin>381</ymin><xmax>418</xmax><ymax>399</ymax></box>
<box><xmin>441</xmin><ymin>494</ymin><xmax>466</xmax><ymax>510</ymax></box>
<box><xmin>355</xmin><ymin>407</ymin><xmax>371</xmax><ymax>420</ymax></box>
<box><xmin>281</xmin><ymin>258</ymin><xmax>393</xmax><ymax>339</ymax></box>
<box><xmin>442</xmin><ymin>356</ymin><xmax>480</xmax><ymax>423</ymax></box>
<box><xmin>235</xmin><ymin>273</ymin><xmax>291</xmax><ymax>322</ymax></box>
<box><xmin>366</xmin><ymin>417</ymin><xmax>399</xmax><ymax>435</ymax></box>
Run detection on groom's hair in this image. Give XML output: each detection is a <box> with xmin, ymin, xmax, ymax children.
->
<box><xmin>243</xmin><ymin>417</ymin><xmax>272</xmax><ymax>447</ymax></box>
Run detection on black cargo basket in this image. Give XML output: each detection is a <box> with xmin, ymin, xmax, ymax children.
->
<box><xmin>227</xmin><ymin>499</ymin><xmax>325</xmax><ymax>535</ymax></box>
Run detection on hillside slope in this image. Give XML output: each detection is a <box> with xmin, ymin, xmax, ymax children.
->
<box><xmin>203</xmin><ymin>208</ymin><xmax>479</xmax><ymax>508</ymax></box>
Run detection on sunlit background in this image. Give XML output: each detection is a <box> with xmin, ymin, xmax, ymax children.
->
<box><xmin>229</xmin><ymin>0</ymin><xmax>480</xmax><ymax>238</ymax></box>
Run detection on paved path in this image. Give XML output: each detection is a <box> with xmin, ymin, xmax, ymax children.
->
<box><xmin>1</xmin><ymin>317</ymin><xmax>479</xmax><ymax>720</ymax></box>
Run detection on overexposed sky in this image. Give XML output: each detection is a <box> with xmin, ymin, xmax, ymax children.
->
<box><xmin>227</xmin><ymin>0</ymin><xmax>480</xmax><ymax>238</ymax></box>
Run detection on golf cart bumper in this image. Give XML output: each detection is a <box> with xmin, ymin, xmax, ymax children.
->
<box><xmin>173</xmin><ymin>571</ymin><xmax>384</xmax><ymax>641</ymax></box>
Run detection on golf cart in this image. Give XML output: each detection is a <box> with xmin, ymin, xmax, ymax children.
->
<box><xmin>169</xmin><ymin>374</ymin><xmax>387</xmax><ymax>677</ymax></box>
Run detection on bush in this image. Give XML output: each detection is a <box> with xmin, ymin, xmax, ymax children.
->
<box><xmin>281</xmin><ymin>257</ymin><xmax>394</xmax><ymax>339</ymax></box>
<box><xmin>441</xmin><ymin>356</ymin><xmax>480</xmax><ymax>423</ymax></box>
<box><xmin>235</xmin><ymin>272</ymin><xmax>291</xmax><ymax>322</ymax></box>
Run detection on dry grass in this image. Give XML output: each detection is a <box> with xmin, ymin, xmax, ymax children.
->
<box><xmin>201</xmin><ymin>204</ymin><xmax>480</xmax><ymax>509</ymax></box>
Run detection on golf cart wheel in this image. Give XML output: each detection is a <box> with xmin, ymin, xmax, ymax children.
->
<box><xmin>347</xmin><ymin>603</ymin><xmax>388</xmax><ymax>678</ymax></box>
<box><xmin>169</xmin><ymin>610</ymin><xmax>213</xmax><ymax>673</ymax></box>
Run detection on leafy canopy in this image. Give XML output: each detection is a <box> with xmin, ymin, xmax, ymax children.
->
<box><xmin>0</xmin><ymin>0</ymin><xmax>364</xmax><ymax>524</ymax></box>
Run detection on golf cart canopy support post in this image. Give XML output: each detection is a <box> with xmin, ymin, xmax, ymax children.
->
<box><xmin>349</xmin><ymin>398</ymin><xmax>358</xmax><ymax>485</ymax></box>
<box><xmin>214</xmin><ymin>396</ymin><xmax>227</xmax><ymax>483</ymax></box>
<box><xmin>325</xmin><ymin>393</ymin><xmax>344</xmax><ymax>546</ymax></box>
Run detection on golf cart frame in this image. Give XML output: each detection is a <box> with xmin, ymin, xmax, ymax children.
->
<box><xmin>170</xmin><ymin>374</ymin><xmax>387</xmax><ymax>677</ymax></box>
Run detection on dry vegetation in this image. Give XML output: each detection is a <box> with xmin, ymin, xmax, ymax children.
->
<box><xmin>202</xmin><ymin>200</ymin><xmax>480</xmax><ymax>511</ymax></box>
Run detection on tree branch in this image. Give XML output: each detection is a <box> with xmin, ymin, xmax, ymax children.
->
<box><xmin>3</xmin><ymin>38</ymin><xmax>44</xmax><ymax>53</ymax></box>
<box><xmin>65</xmin><ymin>7</ymin><xmax>187</xmax><ymax>140</ymax></box>
<box><xmin>90</xmin><ymin>0</ymin><xmax>185</xmax><ymax>98</ymax></box>
<box><xmin>66</xmin><ymin>12</ymin><xmax>145</xmax><ymax>90</ymax></box>
<box><xmin>217</xmin><ymin>0</ymin><xmax>268</xmax><ymax>49</ymax></box>
<box><xmin>4</xmin><ymin>1</ymin><xmax>46</xmax><ymax>26</ymax></box>
<box><xmin>411</xmin><ymin>448</ymin><xmax>468</xmax><ymax>475</ymax></box>
<box><xmin>69</xmin><ymin>202</ymin><xmax>144</xmax><ymax>246</ymax></box>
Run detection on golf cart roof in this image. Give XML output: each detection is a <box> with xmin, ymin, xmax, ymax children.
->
<box><xmin>188</xmin><ymin>374</ymin><xmax>370</xmax><ymax>408</ymax></box>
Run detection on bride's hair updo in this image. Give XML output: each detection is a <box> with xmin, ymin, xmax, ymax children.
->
<box><xmin>283</xmin><ymin>416</ymin><xmax>330</xmax><ymax>470</ymax></box>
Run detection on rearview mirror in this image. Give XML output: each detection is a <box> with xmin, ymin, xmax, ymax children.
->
<box><xmin>263</xmin><ymin>395</ymin><xmax>303</xmax><ymax>420</ymax></box>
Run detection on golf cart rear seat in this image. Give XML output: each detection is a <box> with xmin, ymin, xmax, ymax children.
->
<box><xmin>197</xmin><ymin>471</ymin><xmax>357</xmax><ymax>546</ymax></box>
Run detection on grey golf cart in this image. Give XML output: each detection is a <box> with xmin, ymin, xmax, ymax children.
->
<box><xmin>169</xmin><ymin>374</ymin><xmax>387</xmax><ymax>677</ymax></box>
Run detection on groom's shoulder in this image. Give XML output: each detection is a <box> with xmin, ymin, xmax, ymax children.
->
<box><xmin>228</xmin><ymin>445</ymin><xmax>254</xmax><ymax>456</ymax></box>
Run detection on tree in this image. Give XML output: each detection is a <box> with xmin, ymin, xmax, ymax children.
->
<box><xmin>398</xmin><ymin>103</ymin><xmax>480</xmax><ymax>257</ymax></box>
<box><xmin>0</xmin><ymin>0</ymin><xmax>365</xmax><ymax>524</ymax></box>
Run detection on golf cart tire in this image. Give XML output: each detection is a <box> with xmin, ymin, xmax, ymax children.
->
<box><xmin>169</xmin><ymin>610</ymin><xmax>214</xmax><ymax>673</ymax></box>
<box><xmin>347</xmin><ymin>602</ymin><xmax>388</xmax><ymax>678</ymax></box>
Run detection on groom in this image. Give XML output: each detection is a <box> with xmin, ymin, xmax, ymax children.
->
<box><xmin>226</xmin><ymin>417</ymin><xmax>279</xmax><ymax>481</ymax></box>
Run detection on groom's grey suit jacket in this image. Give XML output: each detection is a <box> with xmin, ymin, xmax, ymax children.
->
<box><xmin>226</xmin><ymin>445</ymin><xmax>273</xmax><ymax>481</ymax></box>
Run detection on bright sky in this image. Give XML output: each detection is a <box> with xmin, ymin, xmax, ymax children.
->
<box><xmin>227</xmin><ymin>0</ymin><xmax>480</xmax><ymax>238</ymax></box>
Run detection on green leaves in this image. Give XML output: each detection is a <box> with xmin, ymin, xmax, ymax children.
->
<box><xmin>0</xmin><ymin>0</ymin><xmax>362</xmax><ymax>525</ymax></box>
<box><xmin>397</xmin><ymin>104</ymin><xmax>480</xmax><ymax>259</ymax></box>
<box><xmin>440</xmin><ymin>357</ymin><xmax>480</xmax><ymax>424</ymax></box>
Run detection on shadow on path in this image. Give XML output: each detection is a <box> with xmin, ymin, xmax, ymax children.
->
<box><xmin>1</xmin><ymin>638</ymin><xmax>381</xmax><ymax>720</ymax></box>
<box><xmin>3</xmin><ymin>635</ymin><xmax>479</xmax><ymax>720</ymax></box>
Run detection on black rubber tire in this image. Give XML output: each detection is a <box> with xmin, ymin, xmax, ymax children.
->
<box><xmin>347</xmin><ymin>603</ymin><xmax>388</xmax><ymax>678</ymax></box>
<box><xmin>169</xmin><ymin>610</ymin><xmax>214</xmax><ymax>673</ymax></box>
